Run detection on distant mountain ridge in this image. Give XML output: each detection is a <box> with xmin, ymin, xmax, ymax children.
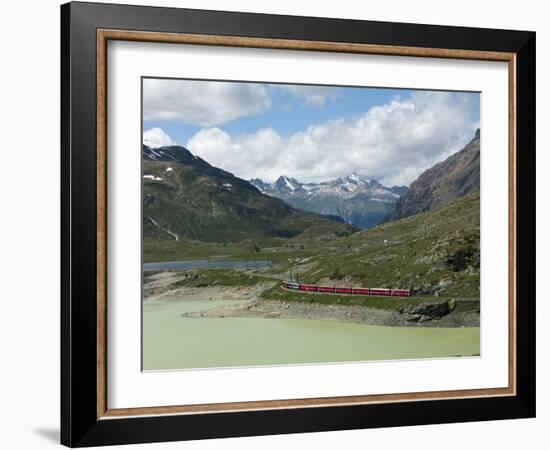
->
<box><xmin>142</xmin><ymin>145</ymin><xmax>353</xmax><ymax>243</ymax></box>
<box><xmin>384</xmin><ymin>129</ymin><xmax>480</xmax><ymax>222</ymax></box>
<box><xmin>250</xmin><ymin>173</ymin><xmax>407</xmax><ymax>229</ymax></box>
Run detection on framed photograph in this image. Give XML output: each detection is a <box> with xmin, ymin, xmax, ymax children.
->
<box><xmin>61</xmin><ymin>1</ymin><xmax>536</xmax><ymax>447</ymax></box>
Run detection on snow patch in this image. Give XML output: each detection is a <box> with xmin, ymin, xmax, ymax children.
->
<box><xmin>166</xmin><ymin>167</ymin><xmax>173</xmax><ymax>172</ymax></box>
<box><xmin>283</xmin><ymin>176</ymin><xmax>295</xmax><ymax>191</ymax></box>
<box><xmin>143</xmin><ymin>175</ymin><xmax>163</xmax><ymax>181</ymax></box>
<box><xmin>343</xmin><ymin>180</ymin><xmax>358</xmax><ymax>192</ymax></box>
<box><xmin>148</xmin><ymin>148</ymin><xmax>161</xmax><ymax>160</ymax></box>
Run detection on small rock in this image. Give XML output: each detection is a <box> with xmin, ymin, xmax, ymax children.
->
<box><xmin>406</xmin><ymin>314</ymin><xmax>422</xmax><ymax>322</ymax></box>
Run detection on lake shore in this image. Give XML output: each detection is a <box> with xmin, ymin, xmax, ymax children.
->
<box><xmin>180</xmin><ymin>298</ymin><xmax>479</xmax><ymax>328</ymax></box>
<box><xmin>144</xmin><ymin>272</ymin><xmax>479</xmax><ymax>328</ymax></box>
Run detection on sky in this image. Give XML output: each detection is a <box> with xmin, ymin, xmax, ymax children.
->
<box><xmin>142</xmin><ymin>78</ymin><xmax>480</xmax><ymax>187</ymax></box>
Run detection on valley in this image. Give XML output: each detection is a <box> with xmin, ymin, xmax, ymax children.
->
<box><xmin>143</xmin><ymin>192</ymin><xmax>480</xmax><ymax>332</ymax></box>
<box><xmin>141</xmin><ymin>132</ymin><xmax>481</xmax><ymax>369</ymax></box>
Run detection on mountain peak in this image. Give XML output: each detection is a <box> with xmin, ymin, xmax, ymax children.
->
<box><xmin>474</xmin><ymin>128</ymin><xmax>480</xmax><ymax>140</ymax></box>
<box><xmin>336</xmin><ymin>172</ymin><xmax>374</xmax><ymax>192</ymax></box>
<box><xmin>142</xmin><ymin>144</ymin><xmax>196</xmax><ymax>163</ymax></box>
<box><xmin>275</xmin><ymin>175</ymin><xmax>300</xmax><ymax>191</ymax></box>
<box><xmin>347</xmin><ymin>173</ymin><xmax>370</xmax><ymax>186</ymax></box>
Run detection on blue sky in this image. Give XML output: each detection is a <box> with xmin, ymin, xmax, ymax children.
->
<box><xmin>143</xmin><ymin>79</ymin><xmax>480</xmax><ymax>186</ymax></box>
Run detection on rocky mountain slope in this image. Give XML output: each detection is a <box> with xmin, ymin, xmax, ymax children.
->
<box><xmin>142</xmin><ymin>145</ymin><xmax>353</xmax><ymax>243</ymax></box>
<box><xmin>385</xmin><ymin>129</ymin><xmax>480</xmax><ymax>222</ymax></box>
<box><xmin>250</xmin><ymin>173</ymin><xmax>407</xmax><ymax>228</ymax></box>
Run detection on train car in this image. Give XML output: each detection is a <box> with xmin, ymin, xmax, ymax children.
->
<box><xmin>390</xmin><ymin>289</ymin><xmax>411</xmax><ymax>297</ymax></box>
<box><xmin>317</xmin><ymin>285</ymin><xmax>333</xmax><ymax>293</ymax></box>
<box><xmin>283</xmin><ymin>280</ymin><xmax>300</xmax><ymax>290</ymax></box>
<box><xmin>334</xmin><ymin>287</ymin><xmax>352</xmax><ymax>294</ymax></box>
<box><xmin>286</xmin><ymin>280</ymin><xmax>410</xmax><ymax>297</ymax></box>
<box><xmin>351</xmin><ymin>287</ymin><xmax>371</xmax><ymax>295</ymax></box>
<box><xmin>370</xmin><ymin>288</ymin><xmax>391</xmax><ymax>296</ymax></box>
<box><xmin>300</xmin><ymin>284</ymin><xmax>319</xmax><ymax>292</ymax></box>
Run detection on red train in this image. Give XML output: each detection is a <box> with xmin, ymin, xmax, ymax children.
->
<box><xmin>282</xmin><ymin>280</ymin><xmax>411</xmax><ymax>297</ymax></box>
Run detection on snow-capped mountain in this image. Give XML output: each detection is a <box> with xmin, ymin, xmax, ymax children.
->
<box><xmin>249</xmin><ymin>173</ymin><xmax>407</xmax><ymax>229</ymax></box>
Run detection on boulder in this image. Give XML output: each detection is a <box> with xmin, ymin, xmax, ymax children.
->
<box><xmin>400</xmin><ymin>300</ymin><xmax>451</xmax><ymax>321</ymax></box>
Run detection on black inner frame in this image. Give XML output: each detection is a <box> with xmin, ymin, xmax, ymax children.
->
<box><xmin>61</xmin><ymin>2</ymin><xmax>536</xmax><ymax>447</ymax></box>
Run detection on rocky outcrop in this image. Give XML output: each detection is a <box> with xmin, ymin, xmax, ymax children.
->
<box><xmin>399</xmin><ymin>300</ymin><xmax>455</xmax><ymax>322</ymax></box>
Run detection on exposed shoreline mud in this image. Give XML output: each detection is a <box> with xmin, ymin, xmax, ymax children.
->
<box><xmin>181</xmin><ymin>298</ymin><xmax>479</xmax><ymax>328</ymax></box>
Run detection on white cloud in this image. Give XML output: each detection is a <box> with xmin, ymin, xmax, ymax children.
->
<box><xmin>143</xmin><ymin>79</ymin><xmax>271</xmax><ymax>127</ymax></box>
<box><xmin>279</xmin><ymin>85</ymin><xmax>337</xmax><ymax>107</ymax></box>
<box><xmin>186</xmin><ymin>91</ymin><xmax>479</xmax><ymax>186</ymax></box>
<box><xmin>187</xmin><ymin>128</ymin><xmax>282</xmax><ymax>175</ymax></box>
<box><xmin>143</xmin><ymin>127</ymin><xmax>175</xmax><ymax>148</ymax></box>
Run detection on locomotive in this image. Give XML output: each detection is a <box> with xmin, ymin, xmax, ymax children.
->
<box><xmin>282</xmin><ymin>280</ymin><xmax>411</xmax><ymax>297</ymax></box>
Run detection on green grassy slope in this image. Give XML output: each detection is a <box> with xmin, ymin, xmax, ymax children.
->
<box><xmin>289</xmin><ymin>194</ymin><xmax>480</xmax><ymax>297</ymax></box>
<box><xmin>143</xmin><ymin>157</ymin><xmax>354</xmax><ymax>243</ymax></box>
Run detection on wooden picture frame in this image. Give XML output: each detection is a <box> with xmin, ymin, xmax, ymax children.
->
<box><xmin>61</xmin><ymin>1</ymin><xmax>535</xmax><ymax>447</ymax></box>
